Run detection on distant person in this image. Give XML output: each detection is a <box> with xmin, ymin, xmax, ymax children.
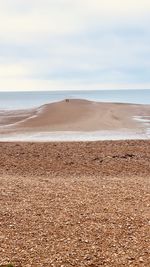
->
<box><xmin>66</xmin><ymin>99</ymin><xmax>69</xmax><ymax>103</ymax></box>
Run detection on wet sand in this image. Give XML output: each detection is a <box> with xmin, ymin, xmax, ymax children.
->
<box><xmin>0</xmin><ymin>99</ymin><xmax>150</xmax><ymax>142</ymax></box>
<box><xmin>0</xmin><ymin>99</ymin><xmax>150</xmax><ymax>133</ymax></box>
<box><xmin>0</xmin><ymin>141</ymin><xmax>150</xmax><ymax>267</ymax></box>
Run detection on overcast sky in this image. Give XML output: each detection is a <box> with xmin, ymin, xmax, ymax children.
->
<box><xmin>0</xmin><ymin>0</ymin><xmax>150</xmax><ymax>91</ymax></box>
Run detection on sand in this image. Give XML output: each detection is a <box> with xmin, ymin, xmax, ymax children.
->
<box><xmin>0</xmin><ymin>100</ymin><xmax>150</xmax><ymax>134</ymax></box>
<box><xmin>0</xmin><ymin>140</ymin><xmax>150</xmax><ymax>267</ymax></box>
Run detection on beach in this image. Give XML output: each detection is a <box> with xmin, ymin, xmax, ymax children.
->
<box><xmin>0</xmin><ymin>140</ymin><xmax>150</xmax><ymax>267</ymax></box>
<box><xmin>1</xmin><ymin>0</ymin><xmax>150</xmax><ymax>265</ymax></box>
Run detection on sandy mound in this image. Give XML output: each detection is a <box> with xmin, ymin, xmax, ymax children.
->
<box><xmin>0</xmin><ymin>99</ymin><xmax>150</xmax><ymax>132</ymax></box>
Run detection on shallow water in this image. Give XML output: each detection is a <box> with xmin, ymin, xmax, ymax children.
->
<box><xmin>133</xmin><ymin>116</ymin><xmax>150</xmax><ymax>130</ymax></box>
<box><xmin>0</xmin><ymin>129</ymin><xmax>149</xmax><ymax>142</ymax></box>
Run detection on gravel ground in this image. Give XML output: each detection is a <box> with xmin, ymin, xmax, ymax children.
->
<box><xmin>0</xmin><ymin>141</ymin><xmax>150</xmax><ymax>267</ymax></box>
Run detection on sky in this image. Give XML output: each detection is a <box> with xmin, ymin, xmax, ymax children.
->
<box><xmin>0</xmin><ymin>0</ymin><xmax>150</xmax><ymax>91</ymax></box>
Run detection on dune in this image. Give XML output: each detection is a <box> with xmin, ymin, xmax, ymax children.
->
<box><xmin>0</xmin><ymin>99</ymin><xmax>150</xmax><ymax>134</ymax></box>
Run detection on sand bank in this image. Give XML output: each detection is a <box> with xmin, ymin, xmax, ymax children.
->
<box><xmin>0</xmin><ymin>99</ymin><xmax>150</xmax><ymax>141</ymax></box>
<box><xmin>0</xmin><ymin>99</ymin><xmax>149</xmax><ymax>133</ymax></box>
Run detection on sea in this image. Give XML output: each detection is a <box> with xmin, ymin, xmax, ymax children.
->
<box><xmin>0</xmin><ymin>89</ymin><xmax>150</xmax><ymax>141</ymax></box>
<box><xmin>0</xmin><ymin>89</ymin><xmax>150</xmax><ymax>110</ymax></box>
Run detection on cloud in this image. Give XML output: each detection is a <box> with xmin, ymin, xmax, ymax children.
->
<box><xmin>0</xmin><ymin>0</ymin><xmax>150</xmax><ymax>91</ymax></box>
<box><xmin>0</xmin><ymin>0</ymin><xmax>150</xmax><ymax>42</ymax></box>
<box><xmin>1</xmin><ymin>78</ymin><xmax>150</xmax><ymax>91</ymax></box>
<box><xmin>0</xmin><ymin>63</ymin><xmax>29</xmax><ymax>78</ymax></box>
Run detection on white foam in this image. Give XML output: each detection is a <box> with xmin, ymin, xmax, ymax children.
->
<box><xmin>133</xmin><ymin>116</ymin><xmax>150</xmax><ymax>136</ymax></box>
<box><xmin>0</xmin><ymin>130</ymin><xmax>149</xmax><ymax>142</ymax></box>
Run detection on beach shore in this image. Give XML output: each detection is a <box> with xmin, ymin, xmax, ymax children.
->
<box><xmin>0</xmin><ymin>99</ymin><xmax>150</xmax><ymax>142</ymax></box>
<box><xmin>0</xmin><ymin>99</ymin><xmax>150</xmax><ymax>133</ymax></box>
<box><xmin>0</xmin><ymin>140</ymin><xmax>150</xmax><ymax>266</ymax></box>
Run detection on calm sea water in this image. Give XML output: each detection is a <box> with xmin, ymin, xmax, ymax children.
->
<box><xmin>0</xmin><ymin>89</ymin><xmax>150</xmax><ymax>110</ymax></box>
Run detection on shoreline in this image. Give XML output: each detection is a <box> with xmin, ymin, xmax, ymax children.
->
<box><xmin>0</xmin><ymin>131</ymin><xmax>149</xmax><ymax>142</ymax></box>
